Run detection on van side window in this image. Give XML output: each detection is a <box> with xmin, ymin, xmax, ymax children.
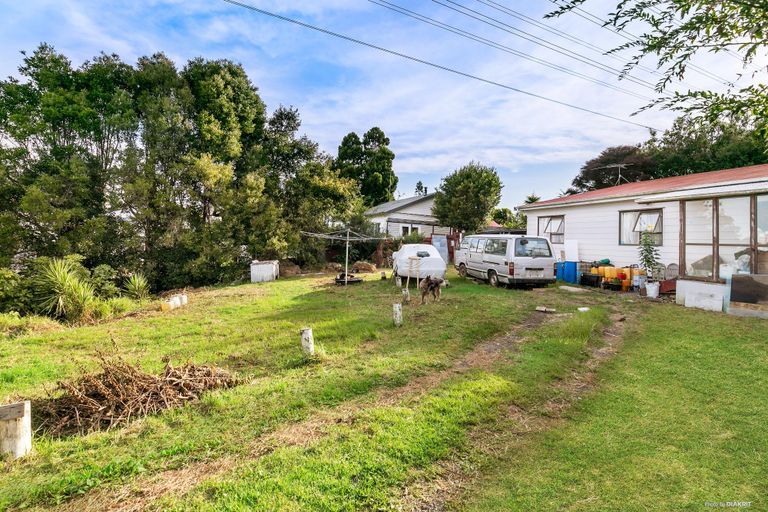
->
<box><xmin>460</xmin><ymin>238</ymin><xmax>470</xmax><ymax>250</ymax></box>
<box><xmin>485</xmin><ymin>239</ymin><xmax>507</xmax><ymax>256</ymax></box>
<box><xmin>469</xmin><ymin>238</ymin><xmax>478</xmax><ymax>251</ymax></box>
<box><xmin>476</xmin><ymin>239</ymin><xmax>486</xmax><ymax>252</ymax></box>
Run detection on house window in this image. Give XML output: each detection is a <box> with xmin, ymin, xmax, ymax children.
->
<box><xmin>759</xmin><ymin>195</ymin><xmax>768</xmax><ymax>273</ymax></box>
<box><xmin>619</xmin><ymin>209</ymin><xmax>662</xmax><ymax>245</ymax></box>
<box><xmin>538</xmin><ymin>216</ymin><xmax>565</xmax><ymax>244</ymax></box>
<box><xmin>684</xmin><ymin>200</ymin><xmax>714</xmax><ymax>278</ymax></box>
<box><xmin>401</xmin><ymin>225</ymin><xmax>419</xmax><ymax>236</ymax></box>
<box><xmin>682</xmin><ymin>195</ymin><xmax>766</xmax><ymax>280</ymax></box>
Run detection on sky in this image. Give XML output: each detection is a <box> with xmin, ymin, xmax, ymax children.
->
<box><xmin>0</xmin><ymin>0</ymin><xmax>755</xmax><ymax>208</ymax></box>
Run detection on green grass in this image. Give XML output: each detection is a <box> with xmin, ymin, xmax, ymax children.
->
<box><xmin>461</xmin><ymin>304</ymin><xmax>768</xmax><ymax>511</ymax></box>
<box><xmin>0</xmin><ymin>273</ymin><xmax>547</xmax><ymax>509</ymax></box>
<box><xmin>164</xmin><ymin>308</ymin><xmax>610</xmax><ymax>510</ymax></box>
<box><xmin>4</xmin><ymin>274</ymin><xmax>764</xmax><ymax>512</ymax></box>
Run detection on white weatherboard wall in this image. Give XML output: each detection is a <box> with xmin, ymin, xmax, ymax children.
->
<box><xmin>526</xmin><ymin>199</ymin><xmax>680</xmax><ymax>267</ymax></box>
<box><xmin>369</xmin><ymin>196</ymin><xmax>452</xmax><ymax>237</ymax></box>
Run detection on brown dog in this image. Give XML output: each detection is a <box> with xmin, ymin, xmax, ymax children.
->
<box><xmin>420</xmin><ymin>275</ymin><xmax>444</xmax><ymax>304</ymax></box>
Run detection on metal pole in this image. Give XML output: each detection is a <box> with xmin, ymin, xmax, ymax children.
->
<box><xmin>345</xmin><ymin>228</ymin><xmax>350</xmax><ymax>286</ymax></box>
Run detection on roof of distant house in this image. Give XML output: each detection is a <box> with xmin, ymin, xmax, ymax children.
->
<box><xmin>519</xmin><ymin>164</ymin><xmax>768</xmax><ymax>210</ymax></box>
<box><xmin>364</xmin><ymin>193</ymin><xmax>435</xmax><ymax>216</ymax></box>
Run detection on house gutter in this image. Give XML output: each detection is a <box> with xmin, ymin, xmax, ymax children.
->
<box><xmin>518</xmin><ymin>177</ymin><xmax>768</xmax><ymax>211</ymax></box>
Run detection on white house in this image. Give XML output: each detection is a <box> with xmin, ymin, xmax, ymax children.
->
<box><xmin>364</xmin><ymin>193</ymin><xmax>455</xmax><ymax>237</ymax></box>
<box><xmin>518</xmin><ymin>164</ymin><xmax>768</xmax><ymax>312</ymax></box>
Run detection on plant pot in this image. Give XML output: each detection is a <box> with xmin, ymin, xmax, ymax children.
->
<box><xmin>645</xmin><ymin>281</ymin><xmax>660</xmax><ymax>299</ymax></box>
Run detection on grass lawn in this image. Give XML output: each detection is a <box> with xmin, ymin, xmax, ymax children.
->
<box><xmin>460</xmin><ymin>303</ymin><xmax>768</xmax><ymax>511</ymax></box>
<box><xmin>1</xmin><ymin>272</ymin><xmax>765</xmax><ymax>511</ymax></box>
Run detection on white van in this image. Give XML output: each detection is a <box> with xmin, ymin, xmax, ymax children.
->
<box><xmin>454</xmin><ymin>234</ymin><xmax>556</xmax><ymax>287</ymax></box>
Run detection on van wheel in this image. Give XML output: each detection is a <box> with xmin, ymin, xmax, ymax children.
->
<box><xmin>458</xmin><ymin>264</ymin><xmax>467</xmax><ymax>278</ymax></box>
<box><xmin>488</xmin><ymin>271</ymin><xmax>499</xmax><ymax>287</ymax></box>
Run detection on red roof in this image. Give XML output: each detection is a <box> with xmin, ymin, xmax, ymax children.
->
<box><xmin>487</xmin><ymin>220</ymin><xmax>501</xmax><ymax>227</ymax></box>
<box><xmin>524</xmin><ymin>163</ymin><xmax>768</xmax><ymax>209</ymax></box>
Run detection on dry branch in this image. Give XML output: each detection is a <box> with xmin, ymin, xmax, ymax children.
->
<box><xmin>33</xmin><ymin>354</ymin><xmax>240</xmax><ymax>436</ymax></box>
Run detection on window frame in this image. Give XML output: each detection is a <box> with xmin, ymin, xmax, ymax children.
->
<box><xmin>680</xmin><ymin>194</ymin><xmax>766</xmax><ymax>282</ymax></box>
<box><xmin>537</xmin><ymin>215</ymin><xmax>565</xmax><ymax>244</ymax></box>
<box><xmin>618</xmin><ymin>208</ymin><xmax>664</xmax><ymax>246</ymax></box>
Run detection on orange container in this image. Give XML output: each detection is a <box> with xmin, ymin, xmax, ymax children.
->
<box><xmin>597</xmin><ymin>267</ymin><xmax>605</xmax><ymax>277</ymax></box>
<box><xmin>621</xmin><ymin>279</ymin><xmax>631</xmax><ymax>291</ymax></box>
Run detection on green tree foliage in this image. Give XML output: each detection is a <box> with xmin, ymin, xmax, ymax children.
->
<box><xmin>334</xmin><ymin>127</ymin><xmax>397</xmax><ymax>206</ymax></box>
<box><xmin>414</xmin><ymin>181</ymin><xmax>428</xmax><ymax>196</ymax></box>
<box><xmin>0</xmin><ymin>45</ymin><xmax>360</xmax><ymax>289</ymax></box>
<box><xmin>549</xmin><ymin>1</ymin><xmax>768</xmax><ymax>136</ymax></box>
<box><xmin>432</xmin><ymin>162</ymin><xmax>502</xmax><ymax>233</ymax></box>
<box><xmin>567</xmin><ymin>116</ymin><xmax>768</xmax><ymax>193</ymax></box>
<box><xmin>567</xmin><ymin>145</ymin><xmax>657</xmax><ymax>194</ymax></box>
<box><xmin>492</xmin><ymin>207</ymin><xmax>515</xmax><ymax>226</ymax></box>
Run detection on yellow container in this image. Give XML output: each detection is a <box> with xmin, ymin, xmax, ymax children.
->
<box><xmin>604</xmin><ymin>267</ymin><xmax>616</xmax><ymax>279</ymax></box>
<box><xmin>597</xmin><ymin>266</ymin><xmax>605</xmax><ymax>277</ymax></box>
<box><xmin>591</xmin><ymin>267</ymin><xmax>599</xmax><ymax>275</ymax></box>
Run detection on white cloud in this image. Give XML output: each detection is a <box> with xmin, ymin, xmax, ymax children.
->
<box><xmin>0</xmin><ymin>0</ymin><xmax>754</xmax><ymax>207</ymax></box>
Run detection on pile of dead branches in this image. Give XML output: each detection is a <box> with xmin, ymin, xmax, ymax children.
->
<box><xmin>34</xmin><ymin>354</ymin><xmax>241</xmax><ymax>435</ymax></box>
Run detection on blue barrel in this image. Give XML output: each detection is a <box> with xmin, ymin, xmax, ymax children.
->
<box><xmin>564</xmin><ymin>262</ymin><xmax>578</xmax><ymax>283</ymax></box>
<box><xmin>556</xmin><ymin>262</ymin><xmax>565</xmax><ymax>280</ymax></box>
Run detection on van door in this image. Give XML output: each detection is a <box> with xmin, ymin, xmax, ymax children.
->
<box><xmin>512</xmin><ymin>237</ymin><xmax>555</xmax><ymax>280</ymax></box>
<box><xmin>467</xmin><ymin>238</ymin><xmax>486</xmax><ymax>278</ymax></box>
<box><xmin>482</xmin><ymin>238</ymin><xmax>509</xmax><ymax>284</ymax></box>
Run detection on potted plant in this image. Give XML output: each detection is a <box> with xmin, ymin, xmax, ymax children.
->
<box><xmin>638</xmin><ymin>231</ymin><xmax>661</xmax><ymax>298</ymax></box>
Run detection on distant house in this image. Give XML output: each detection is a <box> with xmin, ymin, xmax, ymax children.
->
<box><xmin>364</xmin><ymin>193</ymin><xmax>455</xmax><ymax>237</ymax></box>
<box><xmin>518</xmin><ymin>164</ymin><xmax>768</xmax><ymax>313</ymax></box>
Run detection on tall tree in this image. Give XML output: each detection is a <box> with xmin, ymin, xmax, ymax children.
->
<box><xmin>432</xmin><ymin>162</ymin><xmax>502</xmax><ymax>233</ymax></box>
<box><xmin>644</xmin><ymin>116</ymin><xmax>768</xmax><ymax>177</ymax></box>
<box><xmin>334</xmin><ymin>127</ymin><xmax>397</xmax><ymax>206</ymax></box>
<box><xmin>414</xmin><ymin>180</ymin><xmax>428</xmax><ymax>196</ymax></box>
<box><xmin>549</xmin><ymin>1</ymin><xmax>768</xmax><ymax>138</ymax></box>
<box><xmin>567</xmin><ymin>146</ymin><xmax>657</xmax><ymax>194</ymax></box>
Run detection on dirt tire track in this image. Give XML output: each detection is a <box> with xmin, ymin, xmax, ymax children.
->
<box><xmin>51</xmin><ymin>310</ymin><xmax>560</xmax><ymax>512</ymax></box>
<box><xmin>399</xmin><ymin>308</ymin><xmax>630</xmax><ymax>512</ymax></box>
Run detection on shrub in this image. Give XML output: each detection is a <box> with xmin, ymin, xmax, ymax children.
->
<box><xmin>86</xmin><ymin>299</ymin><xmax>112</xmax><ymax>321</ymax></box>
<box><xmin>33</xmin><ymin>258</ymin><xmax>96</xmax><ymax>322</ymax></box>
<box><xmin>91</xmin><ymin>264</ymin><xmax>120</xmax><ymax>298</ymax></box>
<box><xmin>0</xmin><ymin>268</ymin><xmax>28</xmax><ymax>313</ymax></box>
<box><xmin>124</xmin><ymin>273</ymin><xmax>150</xmax><ymax>301</ymax></box>
<box><xmin>105</xmin><ymin>297</ymin><xmax>139</xmax><ymax>316</ymax></box>
<box><xmin>0</xmin><ymin>312</ymin><xmax>60</xmax><ymax>337</ymax></box>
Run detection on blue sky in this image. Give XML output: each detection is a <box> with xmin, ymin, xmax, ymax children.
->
<box><xmin>0</xmin><ymin>0</ymin><xmax>752</xmax><ymax>208</ymax></box>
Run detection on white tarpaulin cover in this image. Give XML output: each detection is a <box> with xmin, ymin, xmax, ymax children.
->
<box><xmin>393</xmin><ymin>244</ymin><xmax>446</xmax><ymax>279</ymax></box>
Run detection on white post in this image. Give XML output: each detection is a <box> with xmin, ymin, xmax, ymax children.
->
<box><xmin>0</xmin><ymin>401</ymin><xmax>31</xmax><ymax>460</ymax></box>
<box><xmin>393</xmin><ymin>303</ymin><xmax>403</xmax><ymax>327</ymax></box>
<box><xmin>380</xmin><ymin>271</ymin><xmax>386</xmax><ymax>280</ymax></box>
<box><xmin>396</xmin><ymin>276</ymin><xmax>402</xmax><ymax>287</ymax></box>
<box><xmin>344</xmin><ymin>229</ymin><xmax>350</xmax><ymax>286</ymax></box>
<box><xmin>402</xmin><ymin>288</ymin><xmax>410</xmax><ymax>304</ymax></box>
<box><xmin>300</xmin><ymin>327</ymin><xmax>315</xmax><ymax>356</ymax></box>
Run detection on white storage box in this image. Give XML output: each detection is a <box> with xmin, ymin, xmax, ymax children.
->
<box><xmin>250</xmin><ymin>260</ymin><xmax>279</xmax><ymax>283</ymax></box>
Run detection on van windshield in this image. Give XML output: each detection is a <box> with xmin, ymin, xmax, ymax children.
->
<box><xmin>515</xmin><ymin>238</ymin><xmax>552</xmax><ymax>257</ymax></box>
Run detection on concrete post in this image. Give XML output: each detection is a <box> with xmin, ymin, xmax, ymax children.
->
<box><xmin>402</xmin><ymin>288</ymin><xmax>410</xmax><ymax>304</ymax></box>
<box><xmin>393</xmin><ymin>303</ymin><xmax>403</xmax><ymax>327</ymax></box>
<box><xmin>0</xmin><ymin>401</ymin><xmax>31</xmax><ymax>460</ymax></box>
<box><xmin>300</xmin><ymin>327</ymin><xmax>315</xmax><ymax>356</ymax></box>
